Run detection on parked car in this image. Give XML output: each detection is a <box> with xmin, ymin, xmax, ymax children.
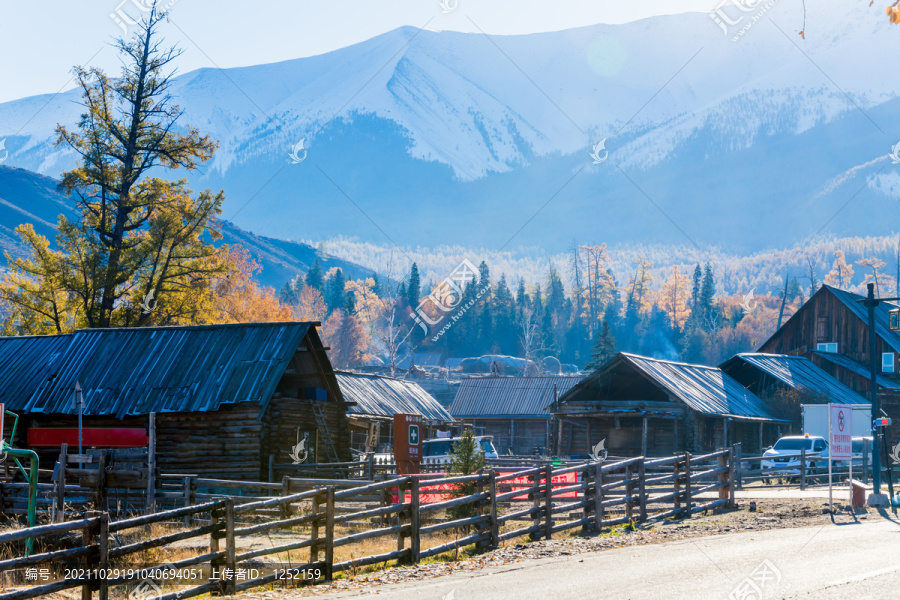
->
<box><xmin>761</xmin><ymin>435</ymin><xmax>828</xmax><ymax>476</ymax></box>
<box><xmin>836</xmin><ymin>436</ymin><xmax>874</xmax><ymax>470</ymax></box>
<box><xmin>421</xmin><ymin>435</ymin><xmax>499</xmax><ymax>466</ymax></box>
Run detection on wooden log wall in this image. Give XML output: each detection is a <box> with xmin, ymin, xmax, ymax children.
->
<box><xmin>262</xmin><ymin>397</ymin><xmax>352</xmax><ymax>471</ymax></box>
<box><xmin>156</xmin><ymin>403</ymin><xmax>263</xmax><ymax>480</ymax></box>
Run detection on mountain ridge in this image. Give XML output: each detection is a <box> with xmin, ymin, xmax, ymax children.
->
<box><xmin>1</xmin><ymin>2</ymin><xmax>898</xmax><ymax>253</ymax></box>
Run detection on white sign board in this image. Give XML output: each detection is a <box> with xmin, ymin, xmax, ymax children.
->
<box><xmin>829</xmin><ymin>404</ymin><xmax>853</xmax><ymax>461</ymax></box>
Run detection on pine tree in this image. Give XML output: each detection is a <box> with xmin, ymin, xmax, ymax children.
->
<box><xmin>585</xmin><ymin>320</ymin><xmax>616</xmax><ymax>371</ymax></box>
<box><xmin>344</xmin><ymin>290</ymin><xmax>357</xmax><ymax>315</ymax></box>
<box><xmin>493</xmin><ymin>275</ymin><xmax>517</xmax><ymax>354</ymax></box>
<box><xmin>698</xmin><ymin>263</ymin><xmax>716</xmax><ymax>330</ymax></box>
<box><xmin>516</xmin><ymin>278</ymin><xmax>528</xmax><ymax>316</ymax></box>
<box><xmin>371</xmin><ymin>273</ymin><xmax>382</xmax><ymax>297</ymax></box>
<box><xmin>447</xmin><ymin>428</ymin><xmax>485</xmax><ymax>522</ymax></box>
<box><xmin>325</xmin><ymin>268</ymin><xmax>345</xmax><ymax>315</ymax></box>
<box><xmin>305</xmin><ymin>259</ymin><xmax>324</xmax><ymax>292</ymax></box>
<box><xmin>407</xmin><ymin>263</ymin><xmax>421</xmax><ymax>309</ymax></box>
<box><xmin>0</xmin><ymin>9</ymin><xmax>228</xmax><ymax>331</ymax></box>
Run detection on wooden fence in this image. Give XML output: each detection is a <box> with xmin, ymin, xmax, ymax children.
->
<box><xmin>0</xmin><ymin>449</ymin><xmax>735</xmax><ymax>600</ymax></box>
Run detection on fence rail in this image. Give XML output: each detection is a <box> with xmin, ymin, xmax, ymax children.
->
<box><xmin>0</xmin><ymin>448</ymin><xmax>737</xmax><ymax>600</ymax></box>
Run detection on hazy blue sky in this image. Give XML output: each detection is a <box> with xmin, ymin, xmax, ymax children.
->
<box><xmin>0</xmin><ymin>0</ymin><xmax>713</xmax><ymax>103</ymax></box>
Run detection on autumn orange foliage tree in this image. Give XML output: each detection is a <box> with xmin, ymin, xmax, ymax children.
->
<box><xmin>213</xmin><ymin>247</ymin><xmax>292</xmax><ymax>323</ymax></box>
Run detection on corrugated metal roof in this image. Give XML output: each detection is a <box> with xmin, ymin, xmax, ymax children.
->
<box><xmin>0</xmin><ymin>323</ymin><xmax>313</xmax><ymax>418</ymax></box>
<box><xmin>339</xmin><ymin>372</ymin><xmax>453</xmax><ymax>422</ymax></box>
<box><xmin>725</xmin><ymin>353</ymin><xmax>869</xmax><ymax>405</ymax></box>
<box><xmin>826</xmin><ymin>285</ymin><xmax>900</xmax><ymax>352</ymax></box>
<box><xmin>812</xmin><ymin>351</ymin><xmax>900</xmax><ymax>390</ymax></box>
<box><xmin>449</xmin><ymin>376</ymin><xmax>583</xmax><ymax>417</ymax></box>
<box><xmin>604</xmin><ymin>353</ymin><xmax>781</xmax><ymax>421</ymax></box>
<box><xmin>0</xmin><ymin>334</ymin><xmax>72</xmax><ymax>409</ymax></box>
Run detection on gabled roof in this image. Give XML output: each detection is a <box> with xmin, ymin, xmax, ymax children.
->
<box><xmin>450</xmin><ymin>376</ymin><xmax>583</xmax><ymax>418</ymax></box>
<box><xmin>824</xmin><ymin>285</ymin><xmax>900</xmax><ymax>352</ymax></box>
<box><xmin>562</xmin><ymin>353</ymin><xmax>781</xmax><ymax>421</ymax></box>
<box><xmin>812</xmin><ymin>351</ymin><xmax>900</xmax><ymax>390</ymax></box>
<box><xmin>339</xmin><ymin>372</ymin><xmax>454</xmax><ymax>422</ymax></box>
<box><xmin>721</xmin><ymin>353</ymin><xmax>869</xmax><ymax>405</ymax></box>
<box><xmin>0</xmin><ymin>322</ymin><xmax>319</xmax><ymax>418</ymax></box>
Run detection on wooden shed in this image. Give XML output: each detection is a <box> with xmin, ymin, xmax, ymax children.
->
<box><xmin>554</xmin><ymin>353</ymin><xmax>786</xmax><ymax>457</ymax></box>
<box><xmin>0</xmin><ymin>322</ymin><xmax>351</xmax><ymax>480</ymax></box>
<box><xmin>449</xmin><ymin>376</ymin><xmax>583</xmax><ymax>455</ymax></box>
<box><xmin>720</xmin><ymin>352</ymin><xmax>869</xmax><ymax>433</ymax></box>
<box><xmin>337</xmin><ymin>371</ymin><xmax>455</xmax><ymax>453</ymax></box>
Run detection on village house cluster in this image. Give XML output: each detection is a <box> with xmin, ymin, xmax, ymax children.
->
<box><xmin>0</xmin><ymin>284</ymin><xmax>897</xmax><ymax>487</ymax></box>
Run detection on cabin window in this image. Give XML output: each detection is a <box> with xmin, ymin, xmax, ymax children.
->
<box><xmin>817</xmin><ymin>342</ymin><xmax>837</xmax><ymax>353</ymax></box>
<box><xmin>882</xmin><ymin>353</ymin><xmax>895</xmax><ymax>373</ymax></box>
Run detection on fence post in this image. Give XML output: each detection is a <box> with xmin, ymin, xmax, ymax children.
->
<box><xmin>224</xmin><ymin>497</ymin><xmax>236</xmax><ymax>596</ymax></box>
<box><xmin>734</xmin><ymin>442</ymin><xmax>742</xmax><ymax>491</ymax></box>
<box><xmin>529</xmin><ymin>470</ymin><xmax>541</xmax><ymax>541</ymax></box>
<box><xmin>544</xmin><ymin>464</ymin><xmax>553</xmax><ymax>540</ymax></box>
<box><xmin>210</xmin><ymin>504</ymin><xmax>220</xmax><ymax>555</ymax></box>
<box><xmin>56</xmin><ymin>443</ymin><xmax>68</xmax><ymax>523</ymax></box>
<box><xmin>324</xmin><ymin>487</ymin><xmax>335</xmax><ymax>581</ymax></box>
<box><xmin>98</xmin><ymin>512</ymin><xmax>109</xmax><ymax>600</ymax></box>
<box><xmin>624</xmin><ymin>464</ymin><xmax>634</xmax><ymax>522</ymax></box>
<box><xmin>581</xmin><ymin>464</ymin><xmax>592</xmax><ymax>534</ymax></box>
<box><xmin>96</xmin><ymin>451</ymin><xmax>108</xmax><ymax>512</ymax></box>
<box><xmin>717</xmin><ymin>451</ymin><xmax>729</xmax><ymax>504</ymax></box>
<box><xmin>367</xmin><ymin>454</ymin><xmax>375</xmax><ymax>481</ymax></box>
<box><xmin>800</xmin><ymin>449</ymin><xmax>806</xmax><ymax>491</ymax></box>
<box><xmin>638</xmin><ymin>458</ymin><xmax>647</xmax><ymax>522</ymax></box>
<box><xmin>397</xmin><ymin>479</ymin><xmax>407</xmax><ymax>553</ymax></box>
<box><xmin>183</xmin><ymin>476</ymin><xmax>194</xmax><ymax>527</ymax></box>
<box><xmin>673</xmin><ymin>456</ymin><xmax>682</xmax><ymax>514</ymax></box>
<box><xmin>268</xmin><ymin>454</ymin><xmax>275</xmax><ymax>486</ymax></box>
<box><xmin>594</xmin><ymin>462</ymin><xmax>603</xmax><ymax>532</ymax></box>
<box><xmin>409</xmin><ymin>478</ymin><xmax>421</xmax><ymax>562</ymax></box>
<box><xmin>684</xmin><ymin>453</ymin><xmax>692</xmax><ymax>518</ymax></box>
<box><xmin>81</xmin><ymin>511</ymin><xmax>98</xmax><ymax>600</ymax></box>
<box><xmin>310</xmin><ymin>491</ymin><xmax>320</xmax><ymax>565</ymax></box>
<box><xmin>728</xmin><ymin>446</ymin><xmax>736</xmax><ymax>508</ymax></box>
<box><xmin>147</xmin><ymin>412</ymin><xmax>156</xmax><ymax>514</ymax></box>
<box><xmin>863</xmin><ymin>438</ymin><xmax>870</xmax><ymax>485</ymax></box>
<box><xmin>281</xmin><ymin>476</ymin><xmax>291</xmax><ymax>518</ymax></box>
<box><xmin>488</xmin><ymin>472</ymin><xmax>499</xmax><ymax>548</ymax></box>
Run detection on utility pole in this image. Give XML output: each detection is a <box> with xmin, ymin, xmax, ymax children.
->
<box><xmin>74</xmin><ymin>381</ymin><xmax>84</xmax><ymax>466</ymax></box>
<box><xmin>864</xmin><ymin>284</ymin><xmax>882</xmax><ymax>495</ymax></box>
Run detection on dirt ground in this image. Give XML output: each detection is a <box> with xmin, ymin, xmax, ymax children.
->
<box><xmin>224</xmin><ymin>497</ymin><xmax>863</xmax><ymax>599</ymax></box>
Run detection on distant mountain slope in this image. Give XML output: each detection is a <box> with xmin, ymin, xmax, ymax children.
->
<box><xmin>0</xmin><ymin>166</ymin><xmax>373</xmax><ymax>288</ymax></box>
<box><xmin>0</xmin><ymin>166</ymin><xmax>75</xmax><ymax>260</ymax></box>
<box><xmin>1</xmin><ymin>1</ymin><xmax>899</xmax><ymax>252</ymax></box>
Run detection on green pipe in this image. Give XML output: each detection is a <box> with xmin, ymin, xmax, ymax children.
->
<box><xmin>2</xmin><ymin>410</ymin><xmax>38</xmax><ymax>555</ymax></box>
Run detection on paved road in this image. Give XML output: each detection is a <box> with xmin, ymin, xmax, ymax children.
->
<box><xmin>318</xmin><ymin>513</ymin><xmax>900</xmax><ymax>600</ymax></box>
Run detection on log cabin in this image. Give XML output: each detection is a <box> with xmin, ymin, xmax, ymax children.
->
<box><xmin>554</xmin><ymin>353</ymin><xmax>786</xmax><ymax>457</ymax></box>
<box><xmin>449</xmin><ymin>376</ymin><xmax>583</xmax><ymax>455</ymax></box>
<box><xmin>758</xmin><ymin>284</ymin><xmax>900</xmax><ymax>395</ymax></box>
<box><xmin>337</xmin><ymin>371</ymin><xmax>455</xmax><ymax>453</ymax></box>
<box><xmin>0</xmin><ymin>322</ymin><xmax>351</xmax><ymax>480</ymax></box>
<box><xmin>754</xmin><ymin>284</ymin><xmax>900</xmax><ymax>445</ymax></box>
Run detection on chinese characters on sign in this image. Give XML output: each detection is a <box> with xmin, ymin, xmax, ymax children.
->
<box><xmin>829</xmin><ymin>404</ymin><xmax>853</xmax><ymax>462</ymax></box>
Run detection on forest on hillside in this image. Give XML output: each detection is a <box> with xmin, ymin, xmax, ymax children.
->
<box><xmin>277</xmin><ymin>240</ymin><xmax>900</xmax><ymax>372</ymax></box>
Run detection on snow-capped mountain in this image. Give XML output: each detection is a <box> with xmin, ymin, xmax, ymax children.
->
<box><xmin>1</xmin><ymin>0</ymin><xmax>899</xmax><ymax>253</ymax></box>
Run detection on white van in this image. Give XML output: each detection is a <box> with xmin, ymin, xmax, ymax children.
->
<box><xmin>422</xmin><ymin>436</ymin><xmax>499</xmax><ymax>466</ymax></box>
